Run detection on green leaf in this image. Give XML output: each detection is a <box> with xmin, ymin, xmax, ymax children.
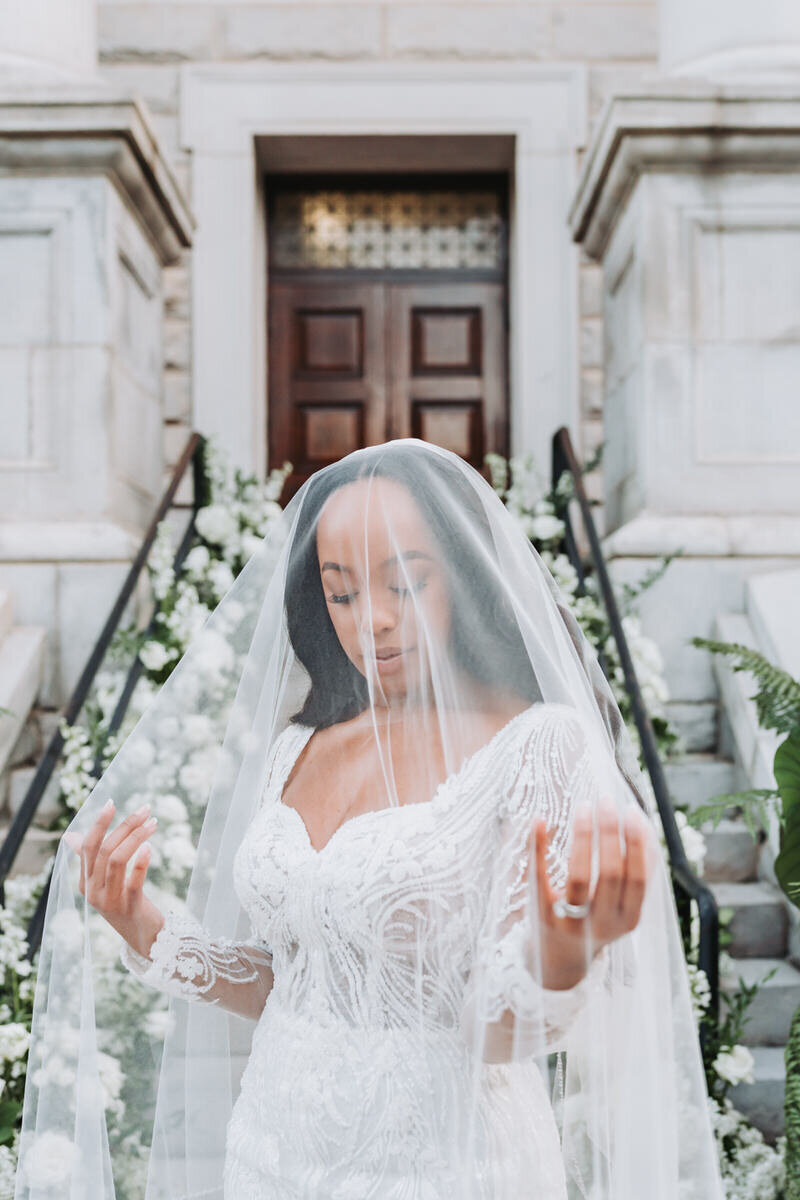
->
<box><xmin>685</xmin><ymin>789</ymin><xmax>777</xmax><ymax>836</ymax></box>
<box><xmin>691</xmin><ymin>637</ymin><xmax>800</xmax><ymax>735</ymax></box>
<box><xmin>0</xmin><ymin>1098</ymin><xmax>21</xmax><ymax>1146</ymax></box>
<box><xmin>775</xmin><ymin>733</ymin><xmax>800</xmax><ymax>908</ymax></box>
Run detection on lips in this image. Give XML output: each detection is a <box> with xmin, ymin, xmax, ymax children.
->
<box><xmin>374</xmin><ymin>648</ymin><xmax>403</xmax><ymax>660</ymax></box>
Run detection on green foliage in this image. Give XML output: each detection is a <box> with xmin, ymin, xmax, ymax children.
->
<box><xmin>775</xmin><ymin>733</ymin><xmax>800</xmax><ymax>907</ymax></box>
<box><xmin>787</xmin><ymin>1005</ymin><xmax>800</xmax><ymax>1200</ymax></box>
<box><xmin>711</xmin><ymin>965</ymin><xmax>778</xmax><ymax>1102</ymax></box>
<box><xmin>692</xmin><ymin>633</ymin><xmax>800</xmax><ymax>1193</ymax></box>
<box><xmin>691</xmin><ymin>636</ymin><xmax>800</xmax><ymax>736</ymax></box>
<box><xmin>687</xmin><ymin>789</ymin><xmax>778</xmax><ymax>842</ymax></box>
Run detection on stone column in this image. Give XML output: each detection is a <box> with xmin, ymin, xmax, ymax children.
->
<box><xmin>660</xmin><ymin>0</ymin><xmax>800</xmax><ymax>80</ymax></box>
<box><xmin>0</xmin><ymin>10</ymin><xmax>194</xmax><ymax>708</ymax></box>
<box><xmin>569</xmin><ymin>85</ymin><xmax>800</xmax><ymax>732</ymax></box>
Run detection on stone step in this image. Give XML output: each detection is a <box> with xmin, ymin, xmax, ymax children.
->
<box><xmin>0</xmin><ymin>626</ymin><xmax>46</xmax><ymax>777</ymax></box>
<box><xmin>663</xmin><ymin>701</ymin><xmax>717</xmax><ymax>753</ymax></box>
<box><xmin>702</xmin><ymin>817</ymin><xmax>759</xmax><ymax>883</ymax></box>
<box><xmin>729</xmin><ymin>1046</ymin><xmax>786</xmax><ymax>1143</ymax></box>
<box><xmin>0</xmin><ymin>821</ymin><xmax>57</xmax><ymax>880</ymax></box>
<box><xmin>709</xmin><ymin>881</ymin><xmax>788</xmax><ymax>959</ymax></box>
<box><xmin>663</xmin><ymin>754</ymin><xmax>741</xmax><ymax>814</ymax></box>
<box><xmin>721</xmin><ymin>957</ymin><xmax>800</xmax><ymax>1045</ymax></box>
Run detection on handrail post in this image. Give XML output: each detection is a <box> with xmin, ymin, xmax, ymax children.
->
<box><xmin>550</xmin><ymin>426</ymin><xmax>719</xmax><ymax>1036</ymax></box>
<box><xmin>0</xmin><ymin>434</ymin><xmax>206</xmax><ymax>923</ymax></box>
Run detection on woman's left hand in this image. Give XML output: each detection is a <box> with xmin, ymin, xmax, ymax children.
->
<box><xmin>531</xmin><ymin>797</ymin><xmax>655</xmax><ymax>988</ymax></box>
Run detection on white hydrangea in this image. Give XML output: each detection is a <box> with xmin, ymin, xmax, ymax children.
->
<box><xmin>0</xmin><ymin>1023</ymin><xmax>30</xmax><ymax>1063</ymax></box>
<box><xmin>153</xmin><ymin>793</ymin><xmax>189</xmax><ymax>824</ymax></box>
<box><xmin>139</xmin><ymin>641</ymin><xmax>179</xmax><ymax>673</ymax></box>
<box><xmin>686</xmin><ymin>963</ymin><xmax>711</xmax><ymax>1025</ymax></box>
<box><xmin>240</xmin><ymin>532</ymin><xmax>264</xmax><ymax>563</ymax></box>
<box><xmin>183</xmin><ymin>544</ymin><xmax>211</xmax><ymax>577</ymax></box>
<box><xmin>207</xmin><ymin>559</ymin><xmax>235</xmax><ymax>599</ymax></box>
<box><xmin>526</xmin><ymin>513</ymin><xmax>565</xmax><ymax>543</ymax></box>
<box><xmin>673</xmin><ymin>810</ymin><xmax>707</xmax><ymax>876</ymax></box>
<box><xmin>195</xmin><ymin>504</ymin><xmax>238</xmax><ymax>547</ymax></box>
<box><xmin>20</xmin><ymin>1130</ymin><xmax>77</xmax><ymax>1190</ymax></box>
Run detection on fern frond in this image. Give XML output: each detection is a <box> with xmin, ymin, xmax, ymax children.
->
<box><xmin>691</xmin><ymin>636</ymin><xmax>800</xmax><ymax>735</ymax></box>
<box><xmin>685</xmin><ymin>789</ymin><xmax>778</xmax><ymax>837</ymax></box>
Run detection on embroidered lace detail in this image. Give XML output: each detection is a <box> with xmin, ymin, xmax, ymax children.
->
<box><xmin>120</xmin><ymin>907</ymin><xmax>273</xmax><ymax>1016</ymax></box>
<box><xmin>121</xmin><ymin>702</ymin><xmax>613</xmax><ymax>1196</ymax></box>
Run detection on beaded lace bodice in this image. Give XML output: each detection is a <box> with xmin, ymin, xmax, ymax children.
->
<box><xmin>122</xmin><ymin>701</ymin><xmax>608</xmax><ymax>1198</ymax></box>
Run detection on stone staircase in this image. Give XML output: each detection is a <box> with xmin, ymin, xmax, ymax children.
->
<box><xmin>664</xmin><ymin>703</ymin><xmax>797</xmax><ymax>1143</ymax></box>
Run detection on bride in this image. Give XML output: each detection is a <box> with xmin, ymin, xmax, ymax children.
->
<box><xmin>17</xmin><ymin>439</ymin><xmax>724</xmax><ymax>1199</ymax></box>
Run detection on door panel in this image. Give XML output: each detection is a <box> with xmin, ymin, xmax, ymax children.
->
<box><xmin>268</xmin><ymin>279</ymin><xmax>506</xmax><ymax>495</ymax></box>
<box><xmin>387</xmin><ymin>282</ymin><xmax>506</xmax><ymax>473</ymax></box>
<box><xmin>268</xmin><ymin>281</ymin><xmax>387</xmax><ymax>497</ymax></box>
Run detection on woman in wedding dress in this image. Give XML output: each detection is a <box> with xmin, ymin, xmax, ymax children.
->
<box><xmin>17</xmin><ymin>440</ymin><xmax>724</xmax><ymax>1200</ymax></box>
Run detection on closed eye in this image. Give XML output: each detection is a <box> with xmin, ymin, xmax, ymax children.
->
<box><xmin>327</xmin><ymin>578</ymin><xmax>429</xmax><ymax>605</ymax></box>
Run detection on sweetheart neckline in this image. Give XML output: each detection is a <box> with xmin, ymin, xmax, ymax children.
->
<box><xmin>273</xmin><ymin>703</ymin><xmax>539</xmax><ymax>857</ymax></box>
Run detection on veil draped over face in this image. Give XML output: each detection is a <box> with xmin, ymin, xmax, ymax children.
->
<box><xmin>17</xmin><ymin>439</ymin><xmax>723</xmax><ymax>1199</ymax></box>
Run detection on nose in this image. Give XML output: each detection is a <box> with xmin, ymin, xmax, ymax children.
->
<box><xmin>357</xmin><ymin>592</ymin><xmax>398</xmax><ymax>638</ymax></box>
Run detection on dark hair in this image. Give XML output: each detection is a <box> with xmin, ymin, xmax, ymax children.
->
<box><xmin>284</xmin><ymin>443</ymin><xmax>542</xmax><ymax>729</ymax></box>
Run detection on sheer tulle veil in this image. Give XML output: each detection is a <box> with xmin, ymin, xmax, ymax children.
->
<box><xmin>16</xmin><ymin>438</ymin><xmax>724</xmax><ymax>1199</ymax></box>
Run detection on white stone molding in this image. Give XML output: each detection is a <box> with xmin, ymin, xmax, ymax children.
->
<box><xmin>0</xmin><ymin>89</ymin><xmax>194</xmax><ymax>264</ymax></box>
<box><xmin>570</xmin><ymin>84</ymin><xmax>800</xmax><ymax>259</ymax></box>
<box><xmin>179</xmin><ymin>61</ymin><xmax>587</xmax><ymax>477</ymax></box>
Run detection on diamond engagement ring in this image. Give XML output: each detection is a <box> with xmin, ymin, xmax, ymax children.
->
<box><xmin>552</xmin><ymin>897</ymin><xmax>591</xmax><ymax>919</ymax></box>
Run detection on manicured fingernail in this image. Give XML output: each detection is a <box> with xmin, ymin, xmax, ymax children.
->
<box><xmin>102</xmin><ymin>799</ymin><xmax>114</xmax><ymax>812</ymax></box>
<box><xmin>143</xmin><ymin>817</ymin><xmax>157</xmax><ymax>830</ymax></box>
<box><xmin>135</xmin><ymin>803</ymin><xmax>151</xmax><ymax>818</ymax></box>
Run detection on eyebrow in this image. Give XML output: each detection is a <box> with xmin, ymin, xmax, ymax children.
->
<box><xmin>320</xmin><ymin>550</ymin><xmax>433</xmax><ymax>574</ymax></box>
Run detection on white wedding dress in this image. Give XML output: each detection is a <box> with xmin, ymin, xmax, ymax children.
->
<box><xmin>122</xmin><ymin>701</ymin><xmax>608</xmax><ymax>1199</ymax></box>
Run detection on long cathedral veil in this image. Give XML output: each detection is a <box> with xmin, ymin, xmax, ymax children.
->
<box><xmin>16</xmin><ymin>438</ymin><xmax>723</xmax><ymax>1199</ymax></box>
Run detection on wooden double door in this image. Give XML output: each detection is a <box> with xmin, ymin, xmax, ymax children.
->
<box><xmin>268</xmin><ymin>277</ymin><xmax>508</xmax><ymax>498</ymax></box>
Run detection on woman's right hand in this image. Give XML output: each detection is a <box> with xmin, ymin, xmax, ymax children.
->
<box><xmin>63</xmin><ymin>799</ymin><xmax>165</xmax><ymax>959</ymax></box>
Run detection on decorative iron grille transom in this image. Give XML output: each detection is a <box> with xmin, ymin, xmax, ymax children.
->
<box><xmin>270</xmin><ymin>188</ymin><xmax>506</xmax><ymax>271</ymax></box>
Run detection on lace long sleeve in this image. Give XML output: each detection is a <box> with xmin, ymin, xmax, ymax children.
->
<box><xmin>462</xmin><ymin>704</ymin><xmax>610</xmax><ymax>1060</ymax></box>
<box><xmin>120</xmin><ymin>907</ymin><xmax>274</xmax><ymax>1021</ymax></box>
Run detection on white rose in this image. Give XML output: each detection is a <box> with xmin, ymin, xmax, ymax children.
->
<box><xmin>712</xmin><ymin>1044</ymin><xmax>755</xmax><ymax>1087</ymax></box>
<box><xmin>139</xmin><ymin>641</ymin><xmax>178</xmax><ymax>673</ymax></box>
<box><xmin>195</xmin><ymin>504</ymin><xmax>238</xmax><ymax>547</ymax></box>
<box><xmin>21</xmin><ymin>1131</ymin><xmax>77</xmax><ymax>1190</ymax></box>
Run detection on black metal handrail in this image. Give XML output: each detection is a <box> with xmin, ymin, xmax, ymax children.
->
<box><xmin>0</xmin><ymin>433</ymin><xmax>208</xmax><ymax>947</ymax></box>
<box><xmin>552</xmin><ymin>426</ymin><xmax>719</xmax><ymax>1043</ymax></box>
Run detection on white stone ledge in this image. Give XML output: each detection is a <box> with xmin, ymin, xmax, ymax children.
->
<box><xmin>0</xmin><ymin>521</ymin><xmax>141</xmax><ymax>563</ymax></box>
<box><xmin>569</xmin><ymin>83</ymin><xmax>800</xmax><ymax>257</ymax></box>
<box><xmin>600</xmin><ymin>513</ymin><xmax>800</xmax><ymax>558</ymax></box>
<box><xmin>0</xmin><ymin>84</ymin><xmax>194</xmax><ymax>264</ymax></box>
